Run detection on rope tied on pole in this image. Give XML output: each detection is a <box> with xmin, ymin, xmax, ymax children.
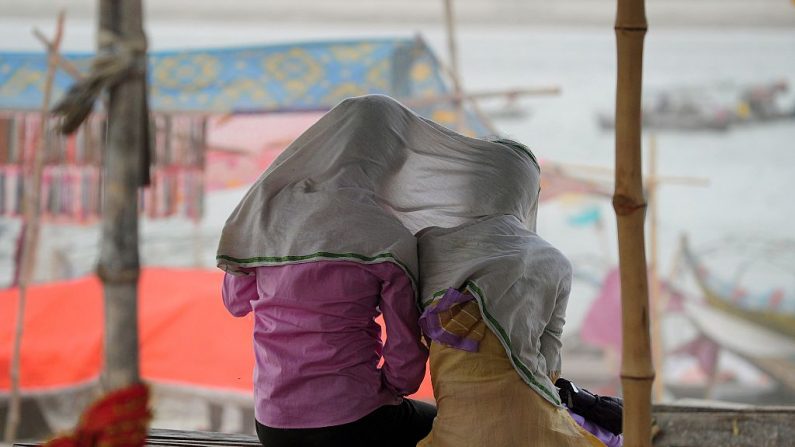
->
<box><xmin>52</xmin><ymin>30</ymin><xmax>152</xmax><ymax>186</ymax></box>
<box><xmin>52</xmin><ymin>30</ymin><xmax>148</xmax><ymax>135</ymax></box>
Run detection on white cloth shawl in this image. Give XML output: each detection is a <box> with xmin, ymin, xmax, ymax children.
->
<box><xmin>216</xmin><ymin>94</ymin><xmax>568</xmax><ymax>403</ymax></box>
<box><xmin>217</xmin><ymin>94</ymin><xmax>539</xmax><ymax>291</ymax></box>
<box><xmin>418</xmin><ymin>215</ymin><xmax>572</xmax><ymax>406</ymax></box>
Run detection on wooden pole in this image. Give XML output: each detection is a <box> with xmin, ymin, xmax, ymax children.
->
<box><xmin>442</xmin><ymin>0</ymin><xmax>465</xmax><ymax>130</ymax></box>
<box><xmin>403</xmin><ymin>87</ymin><xmax>559</xmax><ymax>129</ymax></box>
<box><xmin>613</xmin><ymin>0</ymin><xmax>653</xmax><ymax>446</ymax></box>
<box><xmin>33</xmin><ymin>28</ymin><xmax>84</xmax><ymax>80</ymax></box>
<box><xmin>97</xmin><ymin>0</ymin><xmax>148</xmax><ymax>391</ymax></box>
<box><xmin>3</xmin><ymin>12</ymin><xmax>65</xmax><ymax>443</ymax></box>
<box><xmin>428</xmin><ymin>58</ymin><xmax>500</xmax><ymax>136</ymax></box>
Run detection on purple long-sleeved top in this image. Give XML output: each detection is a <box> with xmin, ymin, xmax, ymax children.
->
<box><xmin>222</xmin><ymin>260</ymin><xmax>427</xmax><ymax>428</ymax></box>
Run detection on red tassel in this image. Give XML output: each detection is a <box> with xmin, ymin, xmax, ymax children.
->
<box><xmin>44</xmin><ymin>383</ymin><xmax>151</xmax><ymax>447</ymax></box>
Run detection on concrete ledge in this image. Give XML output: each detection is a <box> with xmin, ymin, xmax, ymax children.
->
<box><xmin>13</xmin><ymin>404</ymin><xmax>795</xmax><ymax>446</ymax></box>
<box><xmin>653</xmin><ymin>404</ymin><xmax>795</xmax><ymax>447</ymax></box>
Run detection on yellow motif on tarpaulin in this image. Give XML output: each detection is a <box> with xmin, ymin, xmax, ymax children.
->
<box><xmin>411</xmin><ymin>62</ymin><xmax>432</xmax><ymax>82</ymax></box>
<box><xmin>330</xmin><ymin>43</ymin><xmax>376</xmax><ymax>61</ymax></box>
<box><xmin>263</xmin><ymin>48</ymin><xmax>323</xmax><ymax>99</ymax></box>
<box><xmin>153</xmin><ymin>53</ymin><xmax>220</xmax><ymax>91</ymax></box>
<box><xmin>0</xmin><ymin>68</ymin><xmax>44</xmax><ymax>98</ymax></box>
<box><xmin>210</xmin><ymin>78</ymin><xmax>277</xmax><ymax>112</ymax></box>
<box><xmin>366</xmin><ymin>59</ymin><xmax>390</xmax><ymax>91</ymax></box>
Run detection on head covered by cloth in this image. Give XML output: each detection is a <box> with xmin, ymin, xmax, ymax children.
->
<box><xmin>217</xmin><ymin>94</ymin><xmax>539</xmax><ymax>294</ymax></box>
<box><xmin>417</xmin><ymin>143</ymin><xmax>572</xmax><ymax>406</ymax></box>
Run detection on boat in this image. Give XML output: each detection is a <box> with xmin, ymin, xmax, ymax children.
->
<box><xmin>674</xmin><ymin>238</ymin><xmax>795</xmax><ymax>403</ymax></box>
<box><xmin>682</xmin><ymin>240</ymin><xmax>795</xmax><ymax>340</ymax></box>
<box><xmin>734</xmin><ymin>79</ymin><xmax>795</xmax><ymax>124</ymax></box>
<box><xmin>597</xmin><ymin>90</ymin><xmax>733</xmax><ymax>132</ymax></box>
<box><xmin>597</xmin><ymin>80</ymin><xmax>795</xmax><ymax>132</ymax></box>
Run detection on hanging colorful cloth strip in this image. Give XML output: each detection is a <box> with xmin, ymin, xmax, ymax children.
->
<box><xmin>0</xmin><ymin>111</ymin><xmax>207</xmax><ymax>223</ymax></box>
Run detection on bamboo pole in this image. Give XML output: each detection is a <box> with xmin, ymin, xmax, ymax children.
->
<box><xmin>3</xmin><ymin>12</ymin><xmax>65</xmax><ymax>443</ymax></box>
<box><xmin>97</xmin><ymin>0</ymin><xmax>148</xmax><ymax>391</ymax></box>
<box><xmin>613</xmin><ymin>0</ymin><xmax>653</xmax><ymax>446</ymax></box>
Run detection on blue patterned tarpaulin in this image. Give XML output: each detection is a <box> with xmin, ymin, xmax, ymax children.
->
<box><xmin>0</xmin><ymin>37</ymin><xmax>489</xmax><ymax>136</ymax></box>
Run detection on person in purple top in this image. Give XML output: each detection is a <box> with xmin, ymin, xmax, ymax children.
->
<box><xmin>217</xmin><ymin>96</ymin><xmax>435</xmax><ymax>447</ymax></box>
<box><xmin>222</xmin><ymin>261</ymin><xmax>433</xmax><ymax>446</ymax></box>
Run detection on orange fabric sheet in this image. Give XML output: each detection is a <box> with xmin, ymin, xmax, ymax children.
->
<box><xmin>0</xmin><ymin>268</ymin><xmax>433</xmax><ymax>400</ymax></box>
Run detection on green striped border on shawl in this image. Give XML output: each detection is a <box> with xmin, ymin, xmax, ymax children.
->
<box><xmin>425</xmin><ymin>281</ymin><xmax>562</xmax><ymax>406</ymax></box>
<box><xmin>217</xmin><ymin>251</ymin><xmax>419</xmax><ymax>305</ymax></box>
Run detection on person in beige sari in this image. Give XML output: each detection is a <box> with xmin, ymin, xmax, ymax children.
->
<box><xmin>416</xmin><ymin>140</ymin><xmax>606</xmax><ymax>447</ymax></box>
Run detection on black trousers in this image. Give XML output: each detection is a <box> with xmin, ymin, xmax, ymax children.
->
<box><xmin>255</xmin><ymin>398</ymin><xmax>437</xmax><ymax>447</ymax></box>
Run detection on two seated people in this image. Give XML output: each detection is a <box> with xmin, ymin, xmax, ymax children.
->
<box><xmin>219</xmin><ymin>95</ymin><xmax>621</xmax><ymax>447</ymax></box>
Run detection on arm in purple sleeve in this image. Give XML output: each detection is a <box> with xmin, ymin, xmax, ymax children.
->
<box><xmin>378</xmin><ymin>268</ymin><xmax>429</xmax><ymax>396</ymax></box>
<box><xmin>222</xmin><ymin>271</ymin><xmax>258</xmax><ymax>317</ymax></box>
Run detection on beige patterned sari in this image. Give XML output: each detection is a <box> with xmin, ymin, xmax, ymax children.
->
<box><xmin>418</xmin><ymin>308</ymin><xmax>605</xmax><ymax>447</ymax></box>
